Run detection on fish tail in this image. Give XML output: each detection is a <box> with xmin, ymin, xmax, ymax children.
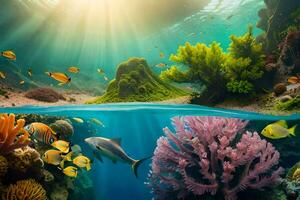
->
<box><xmin>64</xmin><ymin>152</ymin><xmax>73</xmax><ymax>161</ymax></box>
<box><xmin>289</xmin><ymin>125</ymin><xmax>297</xmax><ymax>136</ymax></box>
<box><xmin>132</xmin><ymin>157</ymin><xmax>151</xmax><ymax>178</ymax></box>
<box><xmin>60</xmin><ymin>160</ymin><xmax>65</xmax><ymax>169</ymax></box>
<box><xmin>86</xmin><ymin>164</ymin><xmax>91</xmax><ymax>171</ymax></box>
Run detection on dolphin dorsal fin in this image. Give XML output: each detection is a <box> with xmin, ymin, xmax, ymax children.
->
<box><xmin>110</xmin><ymin>138</ymin><xmax>122</xmax><ymax>146</ymax></box>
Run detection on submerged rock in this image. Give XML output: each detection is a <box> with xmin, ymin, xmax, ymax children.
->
<box><xmin>50</xmin><ymin>120</ymin><xmax>74</xmax><ymax>141</ymax></box>
<box><xmin>274</xmin><ymin>83</ymin><xmax>287</xmax><ymax>96</ymax></box>
<box><xmin>25</xmin><ymin>87</ymin><xmax>65</xmax><ymax>103</ymax></box>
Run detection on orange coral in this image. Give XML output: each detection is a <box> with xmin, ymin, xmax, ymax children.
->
<box><xmin>3</xmin><ymin>179</ymin><xmax>47</xmax><ymax>200</ymax></box>
<box><xmin>0</xmin><ymin>114</ymin><xmax>30</xmax><ymax>155</ymax></box>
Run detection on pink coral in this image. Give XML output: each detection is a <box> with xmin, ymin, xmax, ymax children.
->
<box><xmin>148</xmin><ymin>116</ymin><xmax>283</xmax><ymax>200</ymax></box>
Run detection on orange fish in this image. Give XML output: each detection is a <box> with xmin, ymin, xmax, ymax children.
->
<box><xmin>159</xmin><ymin>52</ymin><xmax>165</xmax><ymax>58</ymax></box>
<box><xmin>156</xmin><ymin>63</ymin><xmax>166</xmax><ymax>68</ymax></box>
<box><xmin>25</xmin><ymin>122</ymin><xmax>57</xmax><ymax>144</ymax></box>
<box><xmin>1</xmin><ymin>50</ymin><xmax>16</xmax><ymax>60</ymax></box>
<box><xmin>68</xmin><ymin>66</ymin><xmax>80</xmax><ymax>74</ymax></box>
<box><xmin>287</xmin><ymin>76</ymin><xmax>300</xmax><ymax>84</ymax></box>
<box><xmin>46</xmin><ymin>72</ymin><xmax>71</xmax><ymax>85</ymax></box>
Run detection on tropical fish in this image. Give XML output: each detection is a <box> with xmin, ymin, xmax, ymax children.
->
<box><xmin>73</xmin><ymin>117</ymin><xmax>84</xmax><ymax>123</ymax></box>
<box><xmin>45</xmin><ymin>72</ymin><xmax>71</xmax><ymax>85</ymax></box>
<box><xmin>62</xmin><ymin>166</ymin><xmax>78</xmax><ymax>178</ymax></box>
<box><xmin>155</xmin><ymin>63</ymin><xmax>166</xmax><ymax>68</ymax></box>
<box><xmin>25</xmin><ymin>122</ymin><xmax>57</xmax><ymax>144</ymax></box>
<box><xmin>51</xmin><ymin>140</ymin><xmax>70</xmax><ymax>153</ymax></box>
<box><xmin>43</xmin><ymin>150</ymin><xmax>64</xmax><ymax>165</ymax></box>
<box><xmin>104</xmin><ymin>76</ymin><xmax>109</xmax><ymax>81</ymax></box>
<box><xmin>71</xmin><ymin>144</ymin><xmax>82</xmax><ymax>155</ymax></box>
<box><xmin>68</xmin><ymin>66</ymin><xmax>80</xmax><ymax>73</ymax></box>
<box><xmin>261</xmin><ymin>120</ymin><xmax>297</xmax><ymax>139</ymax></box>
<box><xmin>97</xmin><ymin>69</ymin><xmax>105</xmax><ymax>74</ymax></box>
<box><xmin>1</xmin><ymin>50</ymin><xmax>16</xmax><ymax>60</ymax></box>
<box><xmin>59</xmin><ymin>152</ymin><xmax>73</xmax><ymax>168</ymax></box>
<box><xmin>0</xmin><ymin>71</ymin><xmax>5</xmax><ymax>79</ymax></box>
<box><xmin>287</xmin><ymin>76</ymin><xmax>300</xmax><ymax>84</ymax></box>
<box><xmin>19</xmin><ymin>80</ymin><xmax>25</xmax><ymax>85</ymax></box>
<box><xmin>28</xmin><ymin>68</ymin><xmax>33</xmax><ymax>77</ymax></box>
<box><xmin>73</xmin><ymin>155</ymin><xmax>92</xmax><ymax>171</ymax></box>
<box><xmin>292</xmin><ymin>168</ymin><xmax>300</xmax><ymax>180</ymax></box>
<box><xmin>159</xmin><ymin>52</ymin><xmax>165</xmax><ymax>58</ymax></box>
<box><xmin>85</xmin><ymin>137</ymin><xmax>149</xmax><ymax>177</ymax></box>
<box><xmin>90</xmin><ymin>118</ymin><xmax>105</xmax><ymax>127</ymax></box>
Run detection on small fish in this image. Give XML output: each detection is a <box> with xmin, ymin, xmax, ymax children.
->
<box><xmin>68</xmin><ymin>66</ymin><xmax>80</xmax><ymax>74</ymax></box>
<box><xmin>59</xmin><ymin>151</ymin><xmax>73</xmax><ymax>168</ymax></box>
<box><xmin>226</xmin><ymin>14</ymin><xmax>234</xmax><ymax>20</ymax></box>
<box><xmin>261</xmin><ymin>120</ymin><xmax>297</xmax><ymax>139</ymax></box>
<box><xmin>97</xmin><ymin>69</ymin><xmax>105</xmax><ymax>74</ymax></box>
<box><xmin>45</xmin><ymin>72</ymin><xmax>71</xmax><ymax>85</ymax></box>
<box><xmin>62</xmin><ymin>166</ymin><xmax>78</xmax><ymax>178</ymax></box>
<box><xmin>292</xmin><ymin>168</ymin><xmax>300</xmax><ymax>180</ymax></box>
<box><xmin>85</xmin><ymin>137</ymin><xmax>149</xmax><ymax>177</ymax></box>
<box><xmin>90</xmin><ymin>118</ymin><xmax>105</xmax><ymax>127</ymax></box>
<box><xmin>104</xmin><ymin>76</ymin><xmax>109</xmax><ymax>81</ymax></box>
<box><xmin>19</xmin><ymin>80</ymin><xmax>25</xmax><ymax>85</ymax></box>
<box><xmin>155</xmin><ymin>63</ymin><xmax>166</xmax><ymax>68</ymax></box>
<box><xmin>25</xmin><ymin>122</ymin><xmax>57</xmax><ymax>144</ymax></box>
<box><xmin>159</xmin><ymin>52</ymin><xmax>165</xmax><ymax>58</ymax></box>
<box><xmin>73</xmin><ymin>117</ymin><xmax>84</xmax><ymax>123</ymax></box>
<box><xmin>73</xmin><ymin>155</ymin><xmax>92</xmax><ymax>171</ymax></box>
<box><xmin>1</xmin><ymin>50</ymin><xmax>16</xmax><ymax>60</ymax></box>
<box><xmin>0</xmin><ymin>71</ymin><xmax>5</xmax><ymax>79</ymax></box>
<box><xmin>287</xmin><ymin>76</ymin><xmax>300</xmax><ymax>84</ymax></box>
<box><xmin>51</xmin><ymin>140</ymin><xmax>70</xmax><ymax>153</ymax></box>
<box><xmin>43</xmin><ymin>150</ymin><xmax>64</xmax><ymax>165</ymax></box>
<box><xmin>71</xmin><ymin>144</ymin><xmax>82</xmax><ymax>155</ymax></box>
<box><xmin>28</xmin><ymin>68</ymin><xmax>33</xmax><ymax>77</ymax></box>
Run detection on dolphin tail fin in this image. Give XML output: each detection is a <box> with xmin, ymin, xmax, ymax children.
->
<box><xmin>132</xmin><ymin>157</ymin><xmax>151</xmax><ymax>178</ymax></box>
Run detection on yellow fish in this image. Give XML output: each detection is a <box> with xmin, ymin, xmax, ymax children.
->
<box><xmin>43</xmin><ymin>150</ymin><xmax>64</xmax><ymax>165</ymax></box>
<box><xmin>156</xmin><ymin>63</ymin><xmax>166</xmax><ymax>68</ymax></box>
<box><xmin>73</xmin><ymin>117</ymin><xmax>84</xmax><ymax>123</ymax></box>
<box><xmin>46</xmin><ymin>72</ymin><xmax>71</xmax><ymax>85</ymax></box>
<box><xmin>90</xmin><ymin>118</ymin><xmax>105</xmax><ymax>127</ymax></box>
<box><xmin>28</xmin><ymin>68</ymin><xmax>32</xmax><ymax>77</ymax></box>
<box><xmin>261</xmin><ymin>120</ymin><xmax>297</xmax><ymax>139</ymax></box>
<box><xmin>159</xmin><ymin>52</ymin><xmax>165</xmax><ymax>58</ymax></box>
<box><xmin>19</xmin><ymin>80</ymin><xmax>25</xmax><ymax>85</ymax></box>
<box><xmin>97</xmin><ymin>69</ymin><xmax>105</xmax><ymax>74</ymax></box>
<box><xmin>0</xmin><ymin>71</ymin><xmax>6</xmax><ymax>79</ymax></box>
<box><xmin>68</xmin><ymin>66</ymin><xmax>80</xmax><ymax>73</ymax></box>
<box><xmin>292</xmin><ymin>168</ymin><xmax>300</xmax><ymax>180</ymax></box>
<box><xmin>1</xmin><ymin>50</ymin><xmax>16</xmax><ymax>60</ymax></box>
<box><xmin>59</xmin><ymin>152</ymin><xmax>73</xmax><ymax>168</ymax></box>
<box><xmin>73</xmin><ymin>155</ymin><xmax>91</xmax><ymax>171</ymax></box>
<box><xmin>51</xmin><ymin>140</ymin><xmax>70</xmax><ymax>153</ymax></box>
<box><xmin>62</xmin><ymin>166</ymin><xmax>78</xmax><ymax>178</ymax></box>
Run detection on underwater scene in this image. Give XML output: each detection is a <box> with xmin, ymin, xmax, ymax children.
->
<box><xmin>1</xmin><ymin>0</ymin><xmax>300</xmax><ymax>199</ymax></box>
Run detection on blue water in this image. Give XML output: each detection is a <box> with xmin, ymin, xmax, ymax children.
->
<box><xmin>1</xmin><ymin>103</ymin><xmax>300</xmax><ymax>199</ymax></box>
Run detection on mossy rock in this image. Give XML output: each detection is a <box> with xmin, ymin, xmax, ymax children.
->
<box><xmin>87</xmin><ymin>57</ymin><xmax>188</xmax><ymax>103</ymax></box>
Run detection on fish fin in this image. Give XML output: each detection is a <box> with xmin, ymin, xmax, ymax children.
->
<box><xmin>132</xmin><ymin>156</ymin><xmax>151</xmax><ymax>178</ymax></box>
<box><xmin>110</xmin><ymin>138</ymin><xmax>122</xmax><ymax>146</ymax></box>
<box><xmin>86</xmin><ymin>164</ymin><xmax>91</xmax><ymax>171</ymax></box>
<box><xmin>93</xmin><ymin>151</ymin><xmax>103</xmax><ymax>162</ymax></box>
<box><xmin>273</xmin><ymin>120</ymin><xmax>288</xmax><ymax>128</ymax></box>
<box><xmin>289</xmin><ymin>125</ymin><xmax>297</xmax><ymax>136</ymax></box>
<box><xmin>64</xmin><ymin>152</ymin><xmax>73</xmax><ymax>161</ymax></box>
<box><xmin>60</xmin><ymin>160</ymin><xmax>65</xmax><ymax>169</ymax></box>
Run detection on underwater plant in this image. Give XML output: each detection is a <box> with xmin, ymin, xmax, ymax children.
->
<box><xmin>275</xmin><ymin>95</ymin><xmax>300</xmax><ymax>111</ymax></box>
<box><xmin>0</xmin><ymin>114</ymin><xmax>30</xmax><ymax>155</ymax></box>
<box><xmin>161</xmin><ymin>42</ymin><xmax>227</xmax><ymax>103</ymax></box>
<box><xmin>3</xmin><ymin>179</ymin><xmax>47</xmax><ymax>200</ymax></box>
<box><xmin>87</xmin><ymin>57</ymin><xmax>187</xmax><ymax>104</ymax></box>
<box><xmin>148</xmin><ymin>116</ymin><xmax>283</xmax><ymax>200</ymax></box>
<box><xmin>223</xmin><ymin>26</ymin><xmax>265</xmax><ymax>95</ymax></box>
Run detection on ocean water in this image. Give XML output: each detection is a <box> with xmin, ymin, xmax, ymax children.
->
<box><xmin>1</xmin><ymin>104</ymin><xmax>300</xmax><ymax>199</ymax></box>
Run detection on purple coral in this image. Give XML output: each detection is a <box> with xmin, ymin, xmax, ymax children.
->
<box><xmin>148</xmin><ymin>116</ymin><xmax>284</xmax><ymax>200</ymax></box>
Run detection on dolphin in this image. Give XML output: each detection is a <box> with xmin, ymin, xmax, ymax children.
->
<box><xmin>84</xmin><ymin>137</ymin><xmax>148</xmax><ymax>177</ymax></box>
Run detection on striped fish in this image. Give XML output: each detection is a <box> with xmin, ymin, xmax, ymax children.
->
<box><xmin>25</xmin><ymin>122</ymin><xmax>58</xmax><ymax>144</ymax></box>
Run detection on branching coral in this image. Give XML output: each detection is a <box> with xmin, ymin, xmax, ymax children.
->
<box><xmin>3</xmin><ymin>179</ymin><xmax>47</xmax><ymax>200</ymax></box>
<box><xmin>0</xmin><ymin>114</ymin><xmax>30</xmax><ymax>155</ymax></box>
<box><xmin>148</xmin><ymin>116</ymin><xmax>283</xmax><ymax>200</ymax></box>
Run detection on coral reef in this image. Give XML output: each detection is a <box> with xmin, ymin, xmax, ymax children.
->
<box><xmin>2</xmin><ymin>179</ymin><xmax>47</xmax><ymax>200</ymax></box>
<box><xmin>25</xmin><ymin>87</ymin><xmax>66</xmax><ymax>103</ymax></box>
<box><xmin>0</xmin><ymin>156</ymin><xmax>8</xmax><ymax>178</ymax></box>
<box><xmin>87</xmin><ymin>57</ymin><xmax>187</xmax><ymax>103</ymax></box>
<box><xmin>50</xmin><ymin>120</ymin><xmax>74</xmax><ymax>141</ymax></box>
<box><xmin>148</xmin><ymin>116</ymin><xmax>283</xmax><ymax>200</ymax></box>
<box><xmin>0</xmin><ymin>114</ymin><xmax>30</xmax><ymax>155</ymax></box>
<box><xmin>50</xmin><ymin>183</ymin><xmax>69</xmax><ymax>200</ymax></box>
<box><xmin>15</xmin><ymin>114</ymin><xmax>64</xmax><ymax>125</ymax></box>
<box><xmin>41</xmin><ymin>169</ymin><xmax>54</xmax><ymax>183</ymax></box>
<box><xmin>275</xmin><ymin>95</ymin><xmax>300</xmax><ymax>111</ymax></box>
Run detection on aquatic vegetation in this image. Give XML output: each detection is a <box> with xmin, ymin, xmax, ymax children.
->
<box><xmin>287</xmin><ymin>161</ymin><xmax>300</xmax><ymax>181</ymax></box>
<box><xmin>0</xmin><ymin>114</ymin><xmax>30</xmax><ymax>155</ymax></box>
<box><xmin>273</xmin><ymin>83</ymin><xmax>287</xmax><ymax>96</ymax></box>
<box><xmin>0</xmin><ymin>156</ymin><xmax>8</xmax><ymax>178</ymax></box>
<box><xmin>25</xmin><ymin>87</ymin><xmax>66</xmax><ymax>103</ymax></box>
<box><xmin>148</xmin><ymin>116</ymin><xmax>283</xmax><ymax>200</ymax></box>
<box><xmin>87</xmin><ymin>58</ymin><xmax>187</xmax><ymax>103</ymax></box>
<box><xmin>3</xmin><ymin>179</ymin><xmax>47</xmax><ymax>200</ymax></box>
<box><xmin>275</xmin><ymin>95</ymin><xmax>300</xmax><ymax>111</ymax></box>
<box><xmin>223</xmin><ymin>26</ymin><xmax>265</xmax><ymax>95</ymax></box>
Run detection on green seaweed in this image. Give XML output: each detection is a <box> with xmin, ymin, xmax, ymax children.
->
<box><xmin>86</xmin><ymin>57</ymin><xmax>188</xmax><ymax>104</ymax></box>
<box><xmin>275</xmin><ymin>96</ymin><xmax>300</xmax><ymax>111</ymax></box>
